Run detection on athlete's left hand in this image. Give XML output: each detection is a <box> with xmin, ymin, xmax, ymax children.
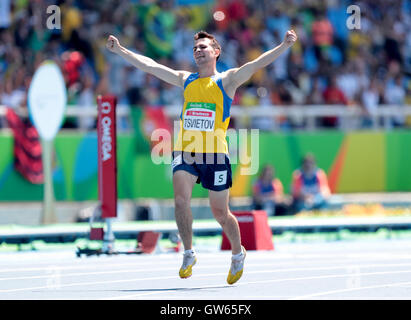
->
<box><xmin>283</xmin><ymin>30</ymin><xmax>298</xmax><ymax>47</ymax></box>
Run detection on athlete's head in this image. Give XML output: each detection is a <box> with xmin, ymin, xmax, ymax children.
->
<box><xmin>301</xmin><ymin>153</ymin><xmax>316</xmax><ymax>177</ymax></box>
<box><xmin>260</xmin><ymin>164</ymin><xmax>274</xmax><ymax>183</ymax></box>
<box><xmin>193</xmin><ymin>31</ymin><xmax>221</xmax><ymax>66</ymax></box>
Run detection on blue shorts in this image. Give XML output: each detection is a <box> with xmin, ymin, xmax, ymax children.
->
<box><xmin>171</xmin><ymin>151</ymin><xmax>232</xmax><ymax>191</ymax></box>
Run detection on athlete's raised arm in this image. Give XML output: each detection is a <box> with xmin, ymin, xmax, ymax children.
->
<box><xmin>223</xmin><ymin>30</ymin><xmax>297</xmax><ymax>93</ymax></box>
<box><xmin>106</xmin><ymin>35</ymin><xmax>190</xmax><ymax>88</ymax></box>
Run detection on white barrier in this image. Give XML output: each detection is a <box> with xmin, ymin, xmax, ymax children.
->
<box><xmin>1</xmin><ymin>104</ymin><xmax>411</xmax><ymax>131</ymax></box>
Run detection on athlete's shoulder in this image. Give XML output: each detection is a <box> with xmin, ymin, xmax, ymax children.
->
<box><xmin>218</xmin><ymin>69</ymin><xmax>236</xmax><ymax>81</ymax></box>
<box><xmin>273</xmin><ymin>178</ymin><xmax>283</xmax><ymax>188</ymax></box>
<box><xmin>292</xmin><ymin>169</ymin><xmax>303</xmax><ymax>178</ymax></box>
<box><xmin>212</xmin><ymin>70</ymin><xmax>236</xmax><ymax>99</ymax></box>
<box><xmin>315</xmin><ymin>168</ymin><xmax>328</xmax><ymax>180</ymax></box>
<box><xmin>183</xmin><ymin>72</ymin><xmax>199</xmax><ymax>89</ymax></box>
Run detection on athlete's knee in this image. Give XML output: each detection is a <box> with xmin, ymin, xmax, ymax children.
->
<box><xmin>174</xmin><ymin>194</ymin><xmax>191</xmax><ymax>212</ymax></box>
<box><xmin>210</xmin><ymin>206</ymin><xmax>230</xmax><ymax>225</ymax></box>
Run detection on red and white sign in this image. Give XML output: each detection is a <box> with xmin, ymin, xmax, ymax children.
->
<box><xmin>186</xmin><ymin>110</ymin><xmax>213</xmax><ymax>117</ymax></box>
<box><xmin>97</xmin><ymin>95</ymin><xmax>117</xmax><ymax>218</ymax></box>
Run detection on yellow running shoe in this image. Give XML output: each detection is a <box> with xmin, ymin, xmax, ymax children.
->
<box><xmin>227</xmin><ymin>246</ymin><xmax>246</xmax><ymax>285</ymax></box>
<box><xmin>179</xmin><ymin>251</ymin><xmax>197</xmax><ymax>279</ymax></box>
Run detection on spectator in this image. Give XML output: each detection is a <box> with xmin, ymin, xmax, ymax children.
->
<box><xmin>336</xmin><ymin>61</ymin><xmax>368</xmax><ymax>105</ymax></box>
<box><xmin>406</xmin><ymin>82</ymin><xmax>411</xmax><ymax>127</ymax></box>
<box><xmin>252</xmin><ymin>164</ymin><xmax>289</xmax><ymax>216</ymax></box>
<box><xmin>306</xmin><ymin>77</ymin><xmax>324</xmax><ymax>105</ymax></box>
<box><xmin>0</xmin><ymin>0</ymin><xmax>11</xmax><ymax>30</ymax></box>
<box><xmin>311</xmin><ymin>10</ymin><xmax>334</xmax><ymax>63</ymax></box>
<box><xmin>76</xmin><ymin>73</ymin><xmax>95</xmax><ymax>130</ymax></box>
<box><xmin>291</xmin><ymin>153</ymin><xmax>331</xmax><ymax>213</ymax></box>
<box><xmin>251</xmin><ymin>86</ymin><xmax>276</xmax><ymax>131</ymax></box>
<box><xmin>323</xmin><ymin>75</ymin><xmax>348</xmax><ymax>105</ymax></box>
<box><xmin>270</xmin><ymin>80</ymin><xmax>293</xmax><ymax>130</ymax></box>
<box><xmin>227</xmin><ymin>0</ymin><xmax>248</xmax><ymax>23</ymax></box>
<box><xmin>322</xmin><ymin>75</ymin><xmax>348</xmax><ymax>127</ymax></box>
<box><xmin>1</xmin><ymin>77</ymin><xmax>25</xmax><ymax>109</ymax></box>
<box><xmin>384</xmin><ymin>75</ymin><xmax>406</xmax><ymax>127</ymax></box>
<box><xmin>361</xmin><ymin>78</ymin><xmax>383</xmax><ymax>128</ymax></box>
<box><xmin>327</xmin><ymin>0</ymin><xmax>349</xmax><ymax>64</ymax></box>
<box><xmin>266</xmin><ymin>7</ymin><xmax>290</xmax><ymax>43</ymax></box>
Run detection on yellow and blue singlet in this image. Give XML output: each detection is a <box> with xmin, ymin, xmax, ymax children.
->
<box><xmin>174</xmin><ymin>73</ymin><xmax>233</xmax><ymax>154</ymax></box>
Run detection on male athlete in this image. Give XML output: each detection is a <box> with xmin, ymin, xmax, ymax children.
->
<box><xmin>106</xmin><ymin>29</ymin><xmax>297</xmax><ymax>284</ymax></box>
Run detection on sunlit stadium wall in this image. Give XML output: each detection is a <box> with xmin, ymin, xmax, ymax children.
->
<box><xmin>0</xmin><ymin>130</ymin><xmax>411</xmax><ymax>201</ymax></box>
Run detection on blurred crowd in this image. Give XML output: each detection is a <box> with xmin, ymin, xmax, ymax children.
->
<box><xmin>0</xmin><ymin>0</ymin><xmax>410</xmax><ymax>130</ymax></box>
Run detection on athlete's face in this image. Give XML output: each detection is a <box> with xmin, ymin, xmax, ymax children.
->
<box><xmin>302</xmin><ymin>158</ymin><xmax>316</xmax><ymax>177</ymax></box>
<box><xmin>193</xmin><ymin>38</ymin><xmax>220</xmax><ymax>66</ymax></box>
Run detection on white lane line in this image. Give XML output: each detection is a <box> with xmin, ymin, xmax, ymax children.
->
<box><xmin>101</xmin><ymin>268</ymin><xmax>411</xmax><ymax>300</ymax></box>
<box><xmin>3</xmin><ymin>250</ymin><xmax>411</xmax><ymax>274</ymax></box>
<box><xmin>0</xmin><ymin>263</ymin><xmax>229</xmax><ymax>282</ymax></box>
<box><xmin>114</xmin><ymin>269</ymin><xmax>411</xmax><ymax>300</ymax></box>
<box><xmin>0</xmin><ymin>250</ymin><xmax>379</xmax><ymax>273</ymax></box>
<box><xmin>0</xmin><ymin>267</ymin><xmax>179</xmax><ymax>282</ymax></box>
<box><xmin>0</xmin><ymin>252</ymin><xmax>224</xmax><ymax>272</ymax></box>
<box><xmin>0</xmin><ymin>259</ymin><xmax>176</xmax><ymax>274</ymax></box>
<box><xmin>0</xmin><ymin>260</ymin><xmax>341</xmax><ymax>282</ymax></box>
<box><xmin>3</xmin><ymin>261</ymin><xmax>411</xmax><ymax>284</ymax></box>
<box><xmin>0</xmin><ymin>260</ymin><xmax>295</xmax><ymax>280</ymax></box>
<box><xmin>291</xmin><ymin>280</ymin><xmax>411</xmax><ymax>300</ymax></box>
<box><xmin>2</xmin><ymin>247</ymin><xmax>411</xmax><ymax>267</ymax></box>
<box><xmin>0</xmin><ymin>251</ymin><xmax>199</xmax><ymax>267</ymax></box>
<box><xmin>0</xmin><ymin>274</ymin><xmax>183</xmax><ymax>294</ymax></box>
<box><xmin>100</xmin><ymin>267</ymin><xmax>411</xmax><ymax>300</ymax></box>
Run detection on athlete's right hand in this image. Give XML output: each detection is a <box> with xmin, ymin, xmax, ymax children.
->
<box><xmin>106</xmin><ymin>35</ymin><xmax>121</xmax><ymax>53</ymax></box>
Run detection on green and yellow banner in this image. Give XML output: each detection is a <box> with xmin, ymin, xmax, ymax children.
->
<box><xmin>0</xmin><ymin>130</ymin><xmax>410</xmax><ymax>201</ymax></box>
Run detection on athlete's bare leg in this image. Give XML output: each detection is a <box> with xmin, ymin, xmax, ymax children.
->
<box><xmin>173</xmin><ymin>170</ymin><xmax>197</xmax><ymax>250</ymax></box>
<box><xmin>209</xmin><ymin>189</ymin><xmax>242</xmax><ymax>255</ymax></box>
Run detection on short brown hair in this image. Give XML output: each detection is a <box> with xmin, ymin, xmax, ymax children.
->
<box><xmin>194</xmin><ymin>30</ymin><xmax>221</xmax><ymax>60</ymax></box>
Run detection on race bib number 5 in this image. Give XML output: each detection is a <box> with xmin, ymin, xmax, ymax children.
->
<box><xmin>183</xmin><ymin>102</ymin><xmax>216</xmax><ymax>132</ymax></box>
<box><xmin>214</xmin><ymin>170</ymin><xmax>227</xmax><ymax>186</ymax></box>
